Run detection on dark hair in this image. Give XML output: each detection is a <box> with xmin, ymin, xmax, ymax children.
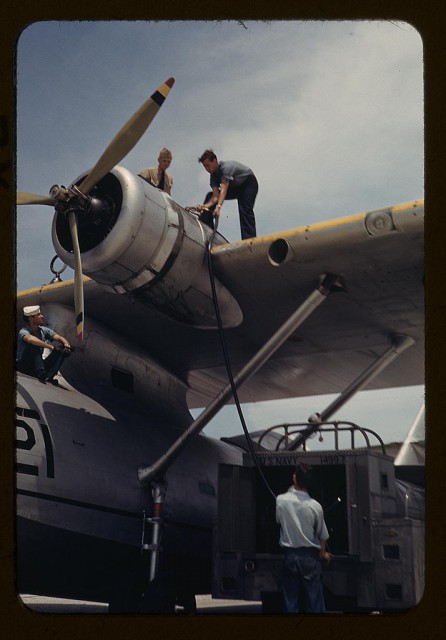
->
<box><xmin>198</xmin><ymin>149</ymin><xmax>217</xmax><ymax>163</ymax></box>
<box><xmin>294</xmin><ymin>463</ymin><xmax>312</xmax><ymax>490</ymax></box>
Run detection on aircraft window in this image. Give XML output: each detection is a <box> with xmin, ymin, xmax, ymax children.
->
<box><xmin>380</xmin><ymin>473</ymin><xmax>389</xmax><ymax>490</ymax></box>
<box><xmin>383</xmin><ymin>544</ymin><xmax>400</xmax><ymax>560</ymax></box>
<box><xmin>111</xmin><ymin>367</ymin><xmax>134</xmax><ymax>393</ymax></box>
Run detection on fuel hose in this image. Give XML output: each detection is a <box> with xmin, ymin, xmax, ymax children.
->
<box><xmin>205</xmin><ymin>219</ymin><xmax>276</xmax><ymax>500</ymax></box>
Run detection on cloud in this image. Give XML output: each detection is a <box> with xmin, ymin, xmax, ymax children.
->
<box><xmin>16</xmin><ymin>20</ymin><xmax>423</xmax><ymax>283</ymax></box>
<box><xmin>15</xmin><ymin>21</ymin><xmax>424</xmax><ymax>436</ymax></box>
<box><xmin>200</xmin><ymin>385</ymin><xmax>425</xmax><ymax>445</ymax></box>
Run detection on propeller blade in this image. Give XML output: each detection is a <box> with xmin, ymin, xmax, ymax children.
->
<box><xmin>78</xmin><ymin>76</ymin><xmax>175</xmax><ymax>195</ymax></box>
<box><xmin>68</xmin><ymin>211</ymin><xmax>85</xmax><ymax>342</ymax></box>
<box><xmin>17</xmin><ymin>191</ymin><xmax>56</xmax><ymax>206</ymax></box>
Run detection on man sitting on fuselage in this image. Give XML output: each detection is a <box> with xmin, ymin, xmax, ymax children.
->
<box><xmin>16</xmin><ymin>305</ymin><xmax>72</xmax><ymax>384</ymax></box>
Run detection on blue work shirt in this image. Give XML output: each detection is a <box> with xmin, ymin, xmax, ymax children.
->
<box><xmin>16</xmin><ymin>326</ymin><xmax>56</xmax><ymax>362</ymax></box>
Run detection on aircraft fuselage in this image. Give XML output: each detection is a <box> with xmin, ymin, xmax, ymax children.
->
<box><xmin>16</xmin><ymin>373</ymin><xmax>242</xmax><ymax>603</ymax></box>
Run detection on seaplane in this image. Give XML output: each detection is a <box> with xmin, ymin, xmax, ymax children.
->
<box><xmin>15</xmin><ymin>76</ymin><xmax>424</xmax><ymax>612</ymax></box>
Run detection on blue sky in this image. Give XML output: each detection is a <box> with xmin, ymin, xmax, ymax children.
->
<box><xmin>16</xmin><ymin>20</ymin><xmax>424</xmax><ymax>442</ymax></box>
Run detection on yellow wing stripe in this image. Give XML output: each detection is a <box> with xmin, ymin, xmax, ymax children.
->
<box><xmin>212</xmin><ymin>199</ymin><xmax>424</xmax><ymax>253</ymax></box>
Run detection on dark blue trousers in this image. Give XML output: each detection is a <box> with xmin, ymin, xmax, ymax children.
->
<box><xmin>201</xmin><ymin>174</ymin><xmax>258</xmax><ymax>239</ymax></box>
<box><xmin>17</xmin><ymin>345</ymin><xmax>68</xmax><ymax>380</ymax></box>
<box><xmin>281</xmin><ymin>547</ymin><xmax>326</xmax><ymax>613</ymax></box>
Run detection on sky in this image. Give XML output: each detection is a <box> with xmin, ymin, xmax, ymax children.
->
<box><xmin>15</xmin><ymin>20</ymin><xmax>424</xmax><ymax>444</ymax></box>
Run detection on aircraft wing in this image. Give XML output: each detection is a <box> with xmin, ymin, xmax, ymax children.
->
<box><xmin>17</xmin><ymin>200</ymin><xmax>424</xmax><ymax>409</ymax></box>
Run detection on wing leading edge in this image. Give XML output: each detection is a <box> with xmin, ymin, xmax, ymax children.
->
<box><xmin>17</xmin><ymin>200</ymin><xmax>424</xmax><ymax>409</ymax></box>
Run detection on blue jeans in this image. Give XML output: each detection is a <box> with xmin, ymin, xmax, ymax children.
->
<box><xmin>17</xmin><ymin>345</ymin><xmax>68</xmax><ymax>380</ymax></box>
<box><xmin>281</xmin><ymin>547</ymin><xmax>326</xmax><ymax>613</ymax></box>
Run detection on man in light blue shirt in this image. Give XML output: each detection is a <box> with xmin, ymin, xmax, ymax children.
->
<box><xmin>276</xmin><ymin>464</ymin><xmax>331</xmax><ymax>613</ymax></box>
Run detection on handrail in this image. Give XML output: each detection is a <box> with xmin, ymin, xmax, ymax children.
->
<box><xmin>257</xmin><ymin>420</ymin><xmax>387</xmax><ymax>454</ymax></box>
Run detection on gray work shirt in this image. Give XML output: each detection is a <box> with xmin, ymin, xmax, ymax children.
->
<box><xmin>276</xmin><ymin>487</ymin><xmax>329</xmax><ymax>549</ymax></box>
<box><xmin>16</xmin><ymin>326</ymin><xmax>55</xmax><ymax>361</ymax></box>
<box><xmin>210</xmin><ymin>160</ymin><xmax>254</xmax><ymax>189</ymax></box>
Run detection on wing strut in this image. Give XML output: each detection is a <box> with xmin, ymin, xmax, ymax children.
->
<box><xmin>287</xmin><ymin>333</ymin><xmax>415</xmax><ymax>450</ymax></box>
<box><xmin>138</xmin><ymin>273</ymin><xmax>343</xmax><ymax>486</ymax></box>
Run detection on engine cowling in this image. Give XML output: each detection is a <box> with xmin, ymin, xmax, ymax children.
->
<box><xmin>51</xmin><ymin>166</ymin><xmax>242</xmax><ymax>328</ymax></box>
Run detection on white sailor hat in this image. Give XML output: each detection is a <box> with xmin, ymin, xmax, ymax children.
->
<box><xmin>23</xmin><ymin>305</ymin><xmax>41</xmax><ymax>317</ymax></box>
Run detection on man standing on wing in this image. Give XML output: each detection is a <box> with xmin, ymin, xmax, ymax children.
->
<box><xmin>196</xmin><ymin>149</ymin><xmax>257</xmax><ymax>239</ymax></box>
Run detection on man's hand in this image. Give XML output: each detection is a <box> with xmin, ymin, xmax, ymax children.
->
<box><xmin>187</xmin><ymin>204</ymin><xmax>209</xmax><ymax>213</ymax></box>
<box><xmin>320</xmin><ymin>550</ymin><xmax>332</xmax><ymax>564</ymax></box>
<box><xmin>54</xmin><ymin>344</ymin><xmax>74</xmax><ymax>354</ymax></box>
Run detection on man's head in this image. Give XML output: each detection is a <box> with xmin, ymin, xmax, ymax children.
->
<box><xmin>293</xmin><ymin>463</ymin><xmax>312</xmax><ymax>490</ymax></box>
<box><xmin>23</xmin><ymin>305</ymin><xmax>44</xmax><ymax>326</ymax></box>
<box><xmin>158</xmin><ymin>147</ymin><xmax>172</xmax><ymax>170</ymax></box>
<box><xmin>199</xmin><ymin>149</ymin><xmax>219</xmax><ymax>174</ymax></box>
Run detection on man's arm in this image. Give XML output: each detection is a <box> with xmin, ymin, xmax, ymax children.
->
<box><xmin>202</xmin><ymin>186</ymin><xmax>221</xmax><ymax>211</ymax></box>
<box><xmin>315</xmin><ymin>504</ymin><xmax>331</xmax><ymax>561</ymax></box>
<box><xmin>319</xmin><ymin>539</ymin><xmax>331</xmax><ymax>562</ymax></box>
<box><xmin>23</xmin><ymin>333</ymin><xmax>57</xmax><ymax>351</ymax></box>
<box><xmin>53</xmin><ymin>333</ymin><xmax>71</xmax><ymax>351</ymax></box>
<box><xmin>214</xmin><ymin>182</ymin><xmax>229</xmax><ymax>216</ymax></box>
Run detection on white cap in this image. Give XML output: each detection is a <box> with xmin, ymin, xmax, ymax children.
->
<box><xmin>23</xmin><ymin>305</ymin><xmax>41</xmax><ymax>317</ymax></box>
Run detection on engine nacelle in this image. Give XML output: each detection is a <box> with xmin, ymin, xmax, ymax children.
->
<box><xmin>51</xmin><ymin>166</ymin><xmax>242</xmax><ymax>328</ymax></box>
